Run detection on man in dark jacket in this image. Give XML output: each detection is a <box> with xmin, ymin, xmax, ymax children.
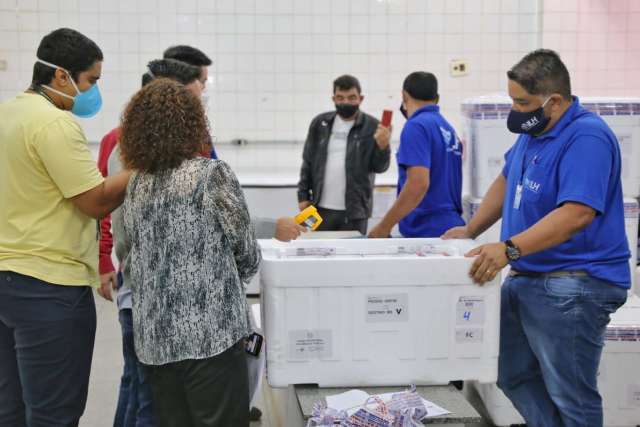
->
<box><xmin>297</xmin><ymin>75</ymin><xmax>391</xmax><ymax>235</ymax></box>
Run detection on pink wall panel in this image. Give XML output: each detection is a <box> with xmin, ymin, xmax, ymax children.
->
<box><xmin>543</xmin><ymin>0</ymin><xmax>640</xmax><ymax>96</ymax></box>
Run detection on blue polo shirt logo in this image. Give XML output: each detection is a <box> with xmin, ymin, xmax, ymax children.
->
<box><xmin>441</xmin><ymin>126</ymin><xmax>462</xmax><ymax>155</ymax></box>
<box><xmin>524</xmin><ymin>177</ymin><xmax>541</xmax><ymax>193</ymax></box>
<box><xmin>440</xmin><ymin>126</ymin><xmax>452</xmax><ymax>143</ymax></box>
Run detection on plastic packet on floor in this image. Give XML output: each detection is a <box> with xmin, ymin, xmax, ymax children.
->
<box><xmin>386</xmin><ymin>386</ymin><xmax>427</xmax><ymax>427</ymax></box>
<box><xmin>306</xmin><ymin>385</ymin><xmax>430</xmax><ymax>427</ymax></box>
<box><xmin>348</xmin><ymin>396</ymin><xmax>395</xmax><ymax>426</ymax></box>
<box><xmin>306</xmin><ymin>401</ymin><xmax>348</xmax><ymax>426</ymax></box>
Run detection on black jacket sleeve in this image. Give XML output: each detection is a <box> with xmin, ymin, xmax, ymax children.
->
<box><xmin>369</xmin><ymin>143</ymin><xmax>391</xmax><ymax>174</ymax></box>
<box><xmin>298</xmin><ymin>118</ymin><xmax>316</xmax><ymax>203</ymax></box>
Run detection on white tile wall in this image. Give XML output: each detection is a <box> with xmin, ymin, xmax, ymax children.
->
<box><xmin>0</xmin><ymin>0</ymin><xmax>541</xmax><ymax>172</ymax></box>
<box><xmin>542</xmin><ymin>0</ymin><xmax>640</xmax><ymax>98</ymax></box>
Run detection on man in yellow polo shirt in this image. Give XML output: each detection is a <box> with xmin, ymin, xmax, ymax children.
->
<box><xmin>0</xmin><ymin>28</ymin><xmax>130</xmax><ymax>427</ymax></box>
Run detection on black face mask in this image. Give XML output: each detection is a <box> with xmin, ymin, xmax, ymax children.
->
<box><xmin>335</xmin><ymin>103</ymin><xmax>359</xmax><ymax>119</ymax></box>
<box><xmin>506</xmin><ymin>97</ymin><xmax>551</xmax><ymax>135</ymax></box>
<box><xmin>399</xmin><ymin>103</ymin><xmax>408</xmax><ymax>119</ymax></box>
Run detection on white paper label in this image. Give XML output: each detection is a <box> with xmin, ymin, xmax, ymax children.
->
<box><xmin>289</xmin><ymin>330</ymin><xmax>332</xmax><ymax>360</ymax></box>
<box><xmin>456</xmin><ymin>296</ymin><xmax>485</xmax><ymax>325</ymax></box>
<box><xmin>366</xmin><ymin>293</ymin><xmax>409</xmax><ymax>322</ymax></box>
<box><xmin>456</xmin><ymin>328</ymin><xmax>483</xmax><ymax>343</ymax></box>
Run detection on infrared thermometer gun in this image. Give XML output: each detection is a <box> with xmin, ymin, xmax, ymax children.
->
<box><xmin>295</xmin><ymin>206</ymin><xmax>323</xmax><ymax>231</ymax></box>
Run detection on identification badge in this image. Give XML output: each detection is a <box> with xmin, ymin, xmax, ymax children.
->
<box><xmin>514</xmin><ymin>184</ymin><xmax>523</xmax><ymax>210</ymax></box>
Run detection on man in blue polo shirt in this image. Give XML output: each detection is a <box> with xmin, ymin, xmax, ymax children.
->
<box><xmin>443</xmin><ymin>49</ymin><xmax>629</xmax><ymax>426</ymax></box>
<box><xmin>369</xmin><ymin>71</ymin><xmax>464</xmax><ymax>238</ymax></box>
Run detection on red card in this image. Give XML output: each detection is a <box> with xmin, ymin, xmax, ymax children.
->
<box><xmin>381</xmin><ymin>110</ymin><xmax>392</xmax><ymax>127</ymax></box>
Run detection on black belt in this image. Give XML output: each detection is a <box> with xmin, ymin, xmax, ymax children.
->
<box><xmin>509</xmin><ymin>269</ymin><xmax>588</xmax><ymax>278</ymax></box>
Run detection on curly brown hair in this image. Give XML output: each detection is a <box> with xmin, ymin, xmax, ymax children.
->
<box><xmin>120</xmin><ymin>78</ymin><xmax>210</xmax><ymax>173</ymax></box>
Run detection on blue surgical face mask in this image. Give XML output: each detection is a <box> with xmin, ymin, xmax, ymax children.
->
<box><xmin>36</xmin><ymin>58</ymin><xmax>102</xmax><ymax>118</ymax></box>
<box><xmin>506</xmin><ymin>96</ymin><xmax>551</xmax><ymax>135</ymax></box>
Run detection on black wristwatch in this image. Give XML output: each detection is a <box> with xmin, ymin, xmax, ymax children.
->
<box><xmin>504</xmin><ymin>239</ymin><xmax>521</xmax><ymax>261</ymax></box>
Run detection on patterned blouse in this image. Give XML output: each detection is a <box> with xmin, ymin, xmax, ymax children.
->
<box><xmin>122</xmin><ymin>158</ymin><xmax>260</xmax><ymax>366</ymax></box>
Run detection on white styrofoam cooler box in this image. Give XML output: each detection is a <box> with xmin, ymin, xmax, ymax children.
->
<box><xmin>600</xmin><ymin>295</ymin><xmax>640</xmax><ymax>426</ymax></box>
<box><xmin>244</xmin><ymin>182</ymin><xmax>400</xmax><ymax>295</ymax></box>
<box><xmin>259</xmin><ymin>238</ymin><xmax>501</xmax><ymax>388</ymax></box>
<box><xmin>626</xmin><ymin>201</ymin><xmax>640</xmax><ymax>296</ymax></box>
<box><xmin>462</xmin><ymin>195</ymin><xmax>501</xmax><ymax>245</ymax></box>
<box><xmin>246</xmin><ymin>274</ymin><xmax>260</xmax><ymax>295</ymax></box>
<box><xmin>462</xmin><ymin>95</ymin><xmax>640</xmax><ymax>198</ymax></box>
<box><xmin>463</xmin><ymin>196</ymin><xmax>639</xmax><ymax>296</ymax></box>
<box><xmin>246</xmin><ymin>232</ymin><xmax>365</xmax><ymax>294</ymax></box>
<box><xmin>583</xmin><ymin>98</ymin><xmax>640</xmax><ymax>198</ymax></box>
<box><xmin>461</xmin><ymin>95</ymin><xmax>514</xmax><ymax>199</ymax></box>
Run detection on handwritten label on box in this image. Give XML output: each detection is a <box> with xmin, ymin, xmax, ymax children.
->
<box><xmin>456</xmin><ymin>296</ymin><xmax>485</xmax><ymax>325</ymax></box>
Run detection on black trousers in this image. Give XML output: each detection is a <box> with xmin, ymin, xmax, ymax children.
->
<box><xmin>316</xmin><ymin>207</ymin><xmax>367</xmax><ymax>235</ymax></box>
<box><xmin>0</xmin><ymin>271</ymin><xmax>96</xmax><ymax>427</ymax></box>
<box><xmin>146</xmin><ymin>340</ymin><xmax>249</xmax><ymax>427</ymax></box>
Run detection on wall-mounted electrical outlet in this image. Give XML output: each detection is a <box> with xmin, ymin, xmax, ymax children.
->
<box><xmin>450</xmin><ymin>59</ymin><xmax>468</xmax><ymax>77</ymax></box>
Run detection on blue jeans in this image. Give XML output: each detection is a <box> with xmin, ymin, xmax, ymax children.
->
<box><xmin>0</xmin><ymin>271</ymin><xmax>96</xmax><ymax>427</ymax></box>
<box><xmin>114</xmin><ymin>309</ymin><xmax>155</xmax><ymax>427</ymax></box>
<box><xmin>497</xmin><ymin>274</ymin><xmax>627</xmax><ymax>427</ymax></box>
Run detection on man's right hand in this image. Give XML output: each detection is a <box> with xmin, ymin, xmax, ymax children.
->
<box><xmin>298</xmin><ymin>201</ymin><xmax>311</xmax><ymax>211</ymax></box>
<box><xmin>373</xmin><ymin>124</ymin><xmax>392</xmax><ymax>150</ymax></box>
<box><xmin>441</xmin><ymin>226</ymin><xmax>472</xmax><ymax>240</ymax></box>
<box><xmin>275</xmin><ymin>217</ymin><xmax>306</xmax><ymax>242</ymax></box>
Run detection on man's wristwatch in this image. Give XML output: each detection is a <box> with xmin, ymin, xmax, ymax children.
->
<box><xmin>504</xmin><ymin>239</ymin><xmax>521</xmax><ymax>261</ymax></box>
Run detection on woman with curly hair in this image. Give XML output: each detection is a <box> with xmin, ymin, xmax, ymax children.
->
<box><xmin>101</xmin><ymin>58</ymin><xmax>207</xmax><ymax>427</ymax></box>
<box><xmin>119</xmin><ymin>78</ymin><xmax>260</xmax><ymax>427</ymax></box>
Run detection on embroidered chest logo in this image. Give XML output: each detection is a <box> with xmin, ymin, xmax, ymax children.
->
<box><xmin>440</xmin><ymin>126</ymin><xmax>462</xmax><ymax>156</ymax></box>
<box><xmin>524</xmin><ymin>177</ymin><xmax>541</xmax><ymax>193</ymax></box>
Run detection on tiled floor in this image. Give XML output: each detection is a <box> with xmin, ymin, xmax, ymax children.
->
<box><xmin>84</xmin><ymin>296</ymin><xmax>125</xmax><ymax>426</ymax></box>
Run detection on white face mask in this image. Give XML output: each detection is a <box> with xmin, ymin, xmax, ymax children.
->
<box><xmin>37</xmin><ymin>58</ymin><xmax>82</xmax><ymax>99</ymax></box>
